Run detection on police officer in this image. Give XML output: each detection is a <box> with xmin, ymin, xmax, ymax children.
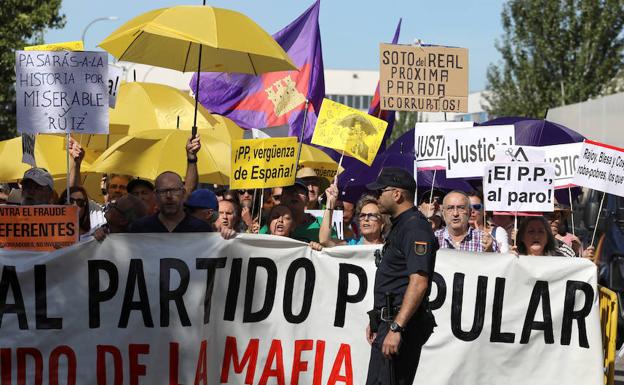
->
<box><xmin>365</xmin><ymin>167</ymin><xmax>438</xmax><ymax>385</ymax></box>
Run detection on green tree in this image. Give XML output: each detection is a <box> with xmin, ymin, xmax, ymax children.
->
<box><xmin>485</xmin><ymin>0</ymin><xmax>624</xmax><ymax>118</ymax></box>
<box><xmin>0</xmin><ymin>1</ymin><xmax>65</xmax><ymax>140</ymax></box>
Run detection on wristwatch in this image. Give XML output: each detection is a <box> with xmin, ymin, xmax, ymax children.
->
<box><xmin>390</xmin><ymin>321</ymin><xmax>405</xmax><ymax>333</ymax></box>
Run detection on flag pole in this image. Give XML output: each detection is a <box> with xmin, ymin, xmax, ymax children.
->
<box><xmin>294</xmin><ymin>99</ymin><xmax>310</xmax><ymax>170</ymax></box>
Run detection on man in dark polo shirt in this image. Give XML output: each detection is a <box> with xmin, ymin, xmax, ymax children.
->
<box><xmin>130</xmin><ymin>171</ymin><xmax>212</xmax><ymax>233</ymax></box>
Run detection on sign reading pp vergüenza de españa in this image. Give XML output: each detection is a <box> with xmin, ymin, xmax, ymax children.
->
<box><xmin>231</xmin><ymin>137</ymin><xmax>298</xmax><ymax>189</ymax></box>
<box><xmin>15</xmin><ymin>50</ymin><xmax>109</xmax><ymax>134</ymax></box>
<box><xmin>312</xmin><ymin>98</ymin><xmax>388</xmax><ymax>166</ymax></box>
<box><xmin>573</xmin><ymin>140</ymin><xmax>624</xmax><ymax>198</ymax></box>
<box><xmin>379</xmin><ymin>43</ymin><xmax>468</xmax><ymax>112</ymax></box>
<box><xmin>0</xmin><ymin>205</ymin><xmax>78</xmax><ymax>251</ymax></box>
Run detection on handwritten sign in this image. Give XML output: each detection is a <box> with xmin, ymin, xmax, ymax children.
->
<box><xmin>231</xmin><ymin>137</ymin><xmax>298</xmax><ymax>189</ymax></box>
<box><xmin>15</xmin><ymin>50</ymin><xmax>109</xmax><ymax>134</ymax></box>
<box><xmin>0</xmin><ymin>205</ymin><xmax>78</xmax><ymax>251</ymax></box>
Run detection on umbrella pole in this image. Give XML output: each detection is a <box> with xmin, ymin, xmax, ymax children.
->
<box><xmin>568</xmin><ymin>187</ymin><xmax>576</xmax><ymax>237</ymax></box>
<box><xmin>192</xmin><ymin>43</ymin><xmax>204</xmax><ymax>138</ymax></box>
<box><xmin>294</xmin><ymin>99</ymin><xmax>310</xmax><ymax>169</ymax></box>
<box><xmin>66</xmin><ymin>133</ymin><xmax>71</xmax><ymax>204</ymax></box>
<box><xmin>590</xmin><ymin>191</ymin><xmax>606</xmax><ymax>247</ymax></box>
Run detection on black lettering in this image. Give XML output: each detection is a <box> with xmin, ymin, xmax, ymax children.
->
<box><xmin>196</xmin><ymin>257</ymin><xmax>226</xmax><ymax>324</ymax></box>
<box><xmin>490</xmin><ymin>277</ymin><xmax>515</xmax><ymax>343</ymax></box>
<box><xmin>283</xmin><ymin>258</ymin><xmax>315</xmax><ymax>324</ymax></box>
<box><xmin>561</xmin><ymin>280</ymin><xmax>594</xmax><ymax>348</ymax></box>
<box><xmin>334</xmin><ymin>263</ymin><xmax>367</xmax><ymax>327</ymax></box>
<box><xmin>224</xmin><ymin>258</ymin><xmax>242</xmax><ymax>321</ymax></box>
<box><xmin>243</xmin><ymin>258</ymin><xmax>277</xmax><ymax>323</ymax></box>
<box><xmin>159</xmin><ymin>258</ymin><xmax>190</xmax><ymax>327</ymax></box>
<box><xmin>451</xmin><ymin>273</ymin><xmax>487</xmax><ymax>341</ymax></box>
<box><xmin>34</xmin><ymin>265</ymin><xmax>62</xmax><ymax>329</ymax></box>
<box><xmin>118</xmin><ymin>259</ymin><xmax>153</xmax><ymax>328</ymax></box>
<box><xmin>88</xmin><ymin>260</ymin><xmax>118</xmax><ymax>328</ymax></box>
<box><xmin>520</xmin><ymin>281</ymin><xmax>554</xmax><ymax>344</ymax></box>
<box><xmin>0</xmin><ymin>266</ymin><xmax>28</xmax><ymax>329</ymax></box>
<box><xmin>429</xmin><ymin>272</ymin><xmax>446</xmax><ymax>311</ymax></box>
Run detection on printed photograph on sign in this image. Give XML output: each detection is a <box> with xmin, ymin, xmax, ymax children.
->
<box><xmin>414</xmin><ymin>121</ymin><xmax>473</xmax><ymax>170</ymax></box>
<box><xmin>379</xmin><ymin>43</ymin><xmax>468</xmax><ymax>112</ymax></box>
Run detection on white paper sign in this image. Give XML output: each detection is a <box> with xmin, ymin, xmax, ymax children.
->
<box><xmin>15</xmin><ymin>50</ymin><xmax>109</xmax><ymax>134</ymax></box>
<box><xmin>306</xmin><ymin>209</ymin><xmax>344</xmax><ymax>239</ymax></box>
<box><xmin>573</xmin><ymin>140</ymin><xmax>624</xmax><ymax>197</ymax></box>
<box><xmin>543</xmin><ymin>142</ymin><xmax>584</xmax><ymax>189</ymax></box>
<box><xmin>107</xmin><ymin>64</ymin><xmax>123</xmax><ymax>108</ymax></box>
<box><xmin>484</xmin><ymin>162</ymin><xmax>555</xmax><ymax>212</ymax></box>
<box><xmin>445</xmin><ymin>125</ymin><xmax>515</xmax><ymax>178</ymax></box>
<box><xmin>21</xmin><ymin>133</ymin><xmax>36</xmax><ymax>167</ymax></box>
<box><xmin>495</xmin><ymin>145</ymin><xmax>545</xmax><ymax>163</ymax></box>
<box><xmin>414</xmin><ymin>121</ymin><xmax>473</xmax><ymax>170</ymax></box>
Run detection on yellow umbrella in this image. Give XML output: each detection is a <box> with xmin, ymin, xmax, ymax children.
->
<box><xmin>98</xmin><ymin>6</ymin><xmax>296</xmax><ymax>74</ymax></box>
<box><xmin>109</xmin><ymin>82</ymin><xmax>243</xmax><ymax>142</ymax></box>
<box><xmin>298</xmin><ymin>144</ymin><xmax>344</xmax><ymax>182</ymax></box>
<box><xmin>90</xmin><ymin>129</ymin><xmax>230</xmax><ymax>185</ymax></box>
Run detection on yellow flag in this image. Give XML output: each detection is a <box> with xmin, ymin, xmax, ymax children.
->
<box><xmin>25</xmin><ymin>41</ymin><xmax>84</xmax><ymax>51</ymax></box>
<box><xmin>312</xmin><ymin>98</ymin><xmax>388</xmax><ymax>166</ymax></box>
<box><xmin>231</xmin><ymin>137</ymin><xmax>298</xmax><ymax>189</ymax></box>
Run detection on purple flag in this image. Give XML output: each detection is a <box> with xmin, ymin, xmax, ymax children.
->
<box><xmin>190</xmin><ymin>1</ymin><xmax>324</xmax><ymax>142</ymax></box>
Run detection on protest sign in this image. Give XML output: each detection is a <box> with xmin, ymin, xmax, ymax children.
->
<box><xmin>414</xmin><ymin>121</ymin><xmax>473</xmax><ymax>170</ymax></box>
<box><xmin>312</xmin><ymin>98</ymin><xmax>388</xmax><ymax>166</ymax></box>
<box><xmin>231</xmin><ymin>137</ymin><xmax>297</xmax><ymax>189</ymax></box>
<box><xmin>107</xmin><ymin>64</ymin><xmax>123</xmax><ymax>108</ymax></box>
<box><xmin>379</xmin><ymin>43</ymin><xmax>468</xmax><ymax>112</ymax></box>
<box><xmin>24</xmin><ymin>41</ymin><xmax>84</xmax><ymax>52</ymax></box>
<box><xmin>484</xmin><ymin>163</ymin><xmax>555</xmax><ymax>212</ymax></box>
<box><xmin>494</xmin><ymin>144</ymin><xmax>545</xmax><ymax>163</ymax></box>
<box><xmin>0</xmin><ymin>235</ymin><xmax>602</xmax><ymax>385</ymax></box>
<box><xmin>543</xmin><ymin>142</ymin><xmax>584</xmax><ymax>189</ymax></box>
<box><xmin>15</xmin><ymin>50</ymin><xmax>109</xmax><ymax>134</ymax></box>
<box><xmin>306</xmin><ymin>209</ymin><xmax>344</xmax><ymax>239</ymax></box>
<box><xmin>21</xmin><ymin>133</ymin><xmax>36</xmax><ymax>167</ymax></box>
<box><xmin>573</xmin><ymin>140</ymin><xmax>624</xmax><ymax>197</ymax></box>
<box><xmin>0</xmin><ymin>205</ymin><xmax>78</xmax><ymax>251</ymax></box>
<box><xmin>298</xmin><ymin>162</ymin><xmax>339</xmax><ymax>182</ymax></box>
<box><xmin>445</xmin><ymin>125</ymin><xmax>515</xmax><ymax>178</ymax></box>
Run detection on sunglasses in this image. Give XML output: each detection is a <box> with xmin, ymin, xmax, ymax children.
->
<box><xmin>471</xmin><ymin>203</ymin><xmax>483</xmax><ymax>211</ymax></box>
<box><xmin>238</xmin><ymin>189</ymin><xmax>255</xmax><ymax>195</ymax></box>
<box><xmin>69</xmin><ymin>197</ymin><xmax>87</xmax><ymax>208</ymax></box>
<box><xmin>359</xmin><ymin>213</ymin><xmax>381</xmax><ymax>221</ymax></box>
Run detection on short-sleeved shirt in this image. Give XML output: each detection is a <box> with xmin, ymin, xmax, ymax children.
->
<box><xmin>129</xmin><ymin>213</ymin><xmax>213</xmax><ymax>233</ymax></box>
<box><xmin>434</xmin><ymin>227</ymin><xmax>499</xmax><ymax>252</ymax></box>
<box><xmin>259</xmin><ymin>214</ymin><xmax>336</xmax><ymax>242</ymax></box>
<box><xmin>373</xmin><ymin>207</ymin><xmax>438</xmax><ymax>309</ymax></box>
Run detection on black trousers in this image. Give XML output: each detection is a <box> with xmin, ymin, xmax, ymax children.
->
<box><xmin>365</xmin><ymin>321</ymin><xmax>424</xmax><ymax>385</ymax></box>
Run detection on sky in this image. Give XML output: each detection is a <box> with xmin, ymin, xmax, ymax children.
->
<box><xmin>45</xmin><ymin>0</ymin><xmax>505</xmax><ymax>92</ymax></box>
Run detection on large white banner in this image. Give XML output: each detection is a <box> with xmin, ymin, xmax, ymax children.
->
<box><xmin>414</xmin><ymin>122</ymin><xmax>473</xmax><ymax>170</ymax></box>
<box><xmin>445</xmin><ymin>125</ymin><xmax>515</xmax><ymax>178</ymax></box>
<box><xmin>15</xmin><ymin>50</ymin><xmax>109</xmax><ymax>134</ymax></box>
<box><xmin>573</xmin><ymin>140</ymin><xmax>624</xmax><ymax>197</ymax></box>
<box><xmin>0</xmin><ymin>235</ymin><xmax>602</xmax><ymax>385</ymax></box>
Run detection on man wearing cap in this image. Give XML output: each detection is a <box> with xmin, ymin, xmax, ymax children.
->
<box><xmin>185</xmin><ymin>189</ymin><xmax>219</xmax><ymax>227</ymax></box>
<box><xmin>365</xmin><ymin>167</ymin><xmax>438</xmax><ymax>385</ymax></box>
<box><xmin>21</xmin><ymin>168</ymin><xmax>54</xmax><ymax>205</ymax></box>
<box><xmin>128</xmin><ymin>179</ymin><xmax>158</xmax><ymax>214</ymax></box>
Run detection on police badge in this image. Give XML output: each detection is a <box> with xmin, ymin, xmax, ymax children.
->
<box><xmin>414</xmin><ymin>241</ymin><xmax>428</xmax><ymax>255</ymax></box>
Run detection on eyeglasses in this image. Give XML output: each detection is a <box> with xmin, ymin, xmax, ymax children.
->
<box><xmin>444</xmin><ymin>205</ymin><xmax>468</xmax><ymax>213</ymax></box>
<box><xmin>470</xmin><ymin>203</ymin><xmax>483</xmax><ymax>211</ymax></box>
<box><xmin>238</xmin><ymin>189</ymin><xmax>254</xmax><ymax>195</ymax></box>
<box><xmin>108</xmin><ymin>183</ymin><xmax>127</xmax><ymax>191</ymax></box>
<box><xmin>155</xmin><ymin>187</ymin><xmax>184</xmax><ymax>197</ymax></box>
<box><xmin>70</xmin><ymin>197</ymin><xmax>87</xmax><ymax>208</ymax></box>
<box><xmin>359</xmin><ymin>213</ymin><xmax>381</xmax><ymax>221</ymax></box>
<box><xmin>376</xmin><ymin>188</ymin><xmax>395</xmax><ymax>197</ymax></box>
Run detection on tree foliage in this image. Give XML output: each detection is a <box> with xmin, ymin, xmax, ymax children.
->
<box><xmin>485</xmin><ymin>0</ymin><xmax>624</xmax><ymax>118</ymax></box>
<box><xmin>0</xmin><ymin>1</ymin><xmax>65</xmax><ymax>140</ymax></box>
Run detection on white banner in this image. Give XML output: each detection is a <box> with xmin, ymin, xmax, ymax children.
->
<box><xmin>544</xmin><ymin>142</ymin><xmax>584</xmax><ymax>189</ymax></box>
<box><xmin>414</xmin><ymin>122</ymin><xmax>473</xmax><ymax>170</ymax></box>
<box><xmin>494</xmin><ymin>144</ymin><xmax>545</xmax><ymax>163</ymax></box>
<box><xmin>0</xmin><ymin>235</ymin><xmax>602</xmax><ymax>385</ymax></box>
<box><xmin>573</xmin><ymin>140</ymin><xmax>624</xmax><ymax>197</ymax></box>
<box><xmin>484</xmin><ymin>162</ymin><xmax>555</xmax><ymax>212</ymax></box>
<box><xmin>445</xmin><ymin>125</ymin><xmax>515</xmax><ymax>178</ymax></box>
<box><xmin>15</xmin><ymin>50</ymin><xmax>109</xmax><ymax>134</ymax></box>
<box><xmin>306</xmin><ymin>209</ymin><xmax>344</xmax><ymax>239</ymax></box>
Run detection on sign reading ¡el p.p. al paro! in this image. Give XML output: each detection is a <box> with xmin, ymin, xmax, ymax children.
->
<box><xmin>0</xmin><ymin>205</ymin><xmax>78</xmax><ymax>251</ymax></box>
<box><xmin>15</xmin><ymin>50</ymin><xmax>109</xmax><ymax>134</ymax></box>
<box><xmin>379</xmin><ymin>43</ymin><xmax>468</xmax><ymax>112</ymax></box>
<box><xmin>231</xmin><ymin>137</ymin><xmax>298</xmax><ymax>189</ymax></box>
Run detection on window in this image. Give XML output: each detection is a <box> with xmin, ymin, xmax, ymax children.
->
<box><xmin>337</xmin><ymin>95</ymin><xmax>345</xmax><ymax>104</ymax></box>
<box><xmin>347</xmin><ymin>95</ymin><xmax>354</xmax><ymax>107</ymax></box>
<box><xmin>354</xmin><ymin>95</ymin><xmax>361</xmax><ymax>109</ymax></box>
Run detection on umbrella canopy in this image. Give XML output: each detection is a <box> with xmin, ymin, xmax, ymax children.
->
<box><xmin>98</xmin><ymin>6</ymin><xmax>296</xmax><ymax>74</ymax></box>
<box><xmin>480</xmin><ymin>117</ymin><xmax>585</xmax><ymax>146</ymax></box>
<box><xmin>109</xmin><ymin>82</ymin><xmax>244</xmax><ymax>142</ymax></box>
<box><xmin>90</xmin><ymin>129</ymin><xmax>230</xmax><ymax>185</ymax></box>
<box><xmin>298</xmin><ymin>144</ymin><xmax>344</xmax><ymax>182</ymax></box>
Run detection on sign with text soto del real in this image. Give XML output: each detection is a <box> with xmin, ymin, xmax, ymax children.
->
<box><xmin>15</xmin><ymin>50</ymin><xmax>109</xmax><ymax>134</ymax></box>
<box><xmin>312</xmin><ymin>98</ymin><xmax>388</xmax><ymax>166</ymax></box>
<box><xmin>484</xmin><ymin>163</ymin><xmax>555</xmax><ymax>212</ymax></box>
<box><xmin>231</xmin><ymin>137</ymin><xmax>298</xmax><ymax>189</ymax></box>
<box><xmin>0</xmin><ymin>205</ymin><xmax>78</xmax><ymax>251</ymax></box>
<box><xmin>573</xmin><ymin>140</ymin><xmax>624</xmax><ymax>197</ymax></box>
<box><xmin>445</xmin><ymin>125</ymin><xmax>515</xmax><ymax>178</ymax></box>
<box><xmin>414</xmin><ymin>121</ymin><xmax>473</xmax><ymax>170</ymax></box>
<box><xmin>543</xmin><ymin>142</ymin><xmax>584</xmax><ymax>189</ymax></box>
<box><xmin>379</xmin><ymin>43</ymin><xmax>468</xmax><ymax>112</ymax></box>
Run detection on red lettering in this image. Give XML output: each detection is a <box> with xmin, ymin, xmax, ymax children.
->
<box><xmin>169</xmin><ymin>342</ymin><xmax>181</xmax><ymax>385</ymax></box>
<box><xmin>259</xmin><ymin>340</ymin><xmax>285</xmax><ymax>385</ymax></box>
<box><xmin>1</xmin><ymin>348</ymin><xmax>11</xmax><ymax>385</ymax></box>
<box><xmin>291</xmin><ymin>340</ymin><xmax>313</xmax><ymax>385</ymax></box>
<box><xmin>194</xmin><ymin>340</ymin><xmax>207</xmax><ymax>385</ymax></box>
<box><xmin>220</xmin><ymin>336</ymin><xmax>258</xmax><ymax>385</ymax></box>
<box><xmin>327</xmin><ymin>344</ymin><xmax>353</xmax><ymax>385</ymax></box>
<box><xmin>96</xmin><ymin>345</ymin><xmax>123</xmax><ymax>385</ymax></box>
<box><xmin>313</xmin><ymin>340</ymin><xmax>325</xmax><ymax>385</ymax></box>
<box><xmin>17</xmin><ymin>348</ymin><xmax>43</xmax><ymax>385</ymax></box>
<box><xmin>129</xmin><ymin>344</ymin><xmax>149</xmax><ymax>385</ymax></box>
<box><xmin>49</xmin><ymin>346</ymin><xmax>76</xmax><ymax>385</ymax></box>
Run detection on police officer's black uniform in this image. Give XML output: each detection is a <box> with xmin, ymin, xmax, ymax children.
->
<box><xmin>365</xmin><ymin>168</ymin><xmax>438</xmax><ymax>385</ymax></box>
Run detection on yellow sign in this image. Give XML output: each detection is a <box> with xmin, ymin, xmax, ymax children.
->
<box><xmin>231</xmin><ymin>137</ymin><xmax>298</xmax><ymax>189</ymax></box>
<box><xmin>312</xmin><ymin>98</ymin><xmax>388</xmax><ymax>166</ymax></box>
<box><xmin>25</xmin><ymin>41</ymin><xmax>84</xmax><ymax>51</ymax></box>
<box><xmin>599</xmin><ymin>286</ymin><xmax>618</xmax><ymax>385</ymax></box>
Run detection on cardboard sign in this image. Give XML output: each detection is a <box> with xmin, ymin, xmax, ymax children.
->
<box><xmin>379</xmin><ymin>43</ymin><xmax>468</xmax><ymax>112</ymax></box>
<box><xmin>107</xmin><ymin>64</ymin><xmax>123</xmax><ymax>108</ymax></box>
<box><xmin>231</xmin><ymin>137</ymin><xmax>298</xmax><ymax>189</ymax></box>
<box><xmin>0</xmin><ymin>205</ymin><xmax>78</xmax><ymax>251</ymax></box>
<box><xmin>445</xmin><ymin>125</ymin><xmax>515</xmax><ymax>178</ymax></box>
<box><xmin>21</xmin><ymin>133</ymin><xmax>36</xmax><ymax>167</ymax></box>
<box><xmin>484</xmin><ymin>163</ymin><xmax>555</xmax><ymax>212</ymax></box>
<box><xmin>543</xmin><ymin>142</ymin><xmax>584</xmax><ymax>189</ymax></box>
<box><xmin>573</xmin><ymin>140</ymin><xmax>624</xmax><ymax>197</ymax></box>
<box><xmin>15</xmin><ymin>50</ymin><xmax>109</xmax><ymax>134</ymax></box>
<box><xmin>494</xmin><ymin>145</ymin><xmax>545</xmax><ymax>163</ymax></box>
<box><xmin>24</xmin><ymin>41</ymin><xmax>84</xmax><ymax>52</ymax></box>
<box><xmin>312</xmin><ymin>98</ymin><xmax>387</xmax><ymax>166</ymax></box>
<box><xmin>414</xmin><ymin>121</ymin><xmax>473</xmax><ymax>170</ymax></box>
